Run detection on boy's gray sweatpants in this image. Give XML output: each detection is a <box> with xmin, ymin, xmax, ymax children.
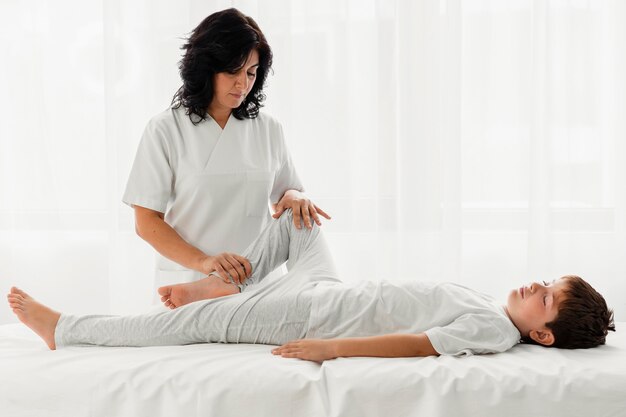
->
<box><xmin>54</xmin><ymin>210</ymin><xmax>340</xmax><ymax>348</ymax></box>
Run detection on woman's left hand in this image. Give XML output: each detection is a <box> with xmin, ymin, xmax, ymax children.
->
<box><xmin>273</xmin><ymin>190</ymin><xmax>331</xmax><ymax>229</ymax></box>
<box><xmin>271</xmin><ymin>339</ymin><xmax>338</xmax><ymax>362</ymax></box>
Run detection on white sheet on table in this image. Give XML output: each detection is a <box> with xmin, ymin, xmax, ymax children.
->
<box><xmin>1</xmin><ymin>323</ymin><xmax>625</xmax><ymax>417</ymax></box>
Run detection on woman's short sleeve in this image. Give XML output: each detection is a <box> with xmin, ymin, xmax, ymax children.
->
<box><xmin>122</xmin><ymin>120</ymin><xmax>174</xmax><ymax>213</ymax></box>
<box><xmin>270</xmin><ymin>122</ymin><xmax>305</xmax><ymax>204</ymax></box>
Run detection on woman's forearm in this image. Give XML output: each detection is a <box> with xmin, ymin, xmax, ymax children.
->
<box><xmin>333</xmin><ymin>333</ymin><xmax>439</xmax><ymax>358</ymax></box>
<box><xmin>134</xmin><ymin>207</ymin><xmax>208</xmax><ymax>273</ymax></box>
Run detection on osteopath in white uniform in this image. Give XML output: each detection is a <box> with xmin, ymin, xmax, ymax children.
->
<box><xmin>122</xmin><ymin>8</ymin><xmax>330</xmax><ymax>301</ymax></box>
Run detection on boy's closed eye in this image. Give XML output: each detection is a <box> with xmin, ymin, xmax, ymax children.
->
<box><xmin>542</xmin><ymin>280</ymin><xmax>553</xmax><ymax>306</ymax></box>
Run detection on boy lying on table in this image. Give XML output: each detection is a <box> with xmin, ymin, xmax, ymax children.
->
<box><xmin>7</xmin><ymin>210</ymin><xmax>615</xmax><ymax>361</ymax></box>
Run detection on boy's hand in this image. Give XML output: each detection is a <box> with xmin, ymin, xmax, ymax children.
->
<box><xmin>272</xmin><ymin>339</ymin><xmax>337</xmax><ymax>362</ymax></box>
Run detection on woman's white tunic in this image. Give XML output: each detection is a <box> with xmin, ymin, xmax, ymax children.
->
<box><xmin>123</xmin><ymin>106</ymin><xmax>303</xmax><ymax>288</ymax></box>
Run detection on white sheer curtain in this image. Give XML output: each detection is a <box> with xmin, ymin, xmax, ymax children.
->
<box><xmin>1</xmin><ymin>0</ymin><xmax>624</xmax><ymax>324</ymax></box>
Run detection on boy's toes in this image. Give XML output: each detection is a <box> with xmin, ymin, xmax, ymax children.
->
<box><xmin>8</xmin><ymin>294</ymin><xmax>24</xmax><ymax>303</ymax></box>
<box><xmin>158</xmin><ymin>286</ymin><xmax>171</xmax><ymax>297</ymax></box>
<box><xmin>11</xmin><ymin>286</ymin><xmax>23</xmax><ymax>294</ymax></box>
<box><xmin>10</xmin><ymin>287</ymin><xmax>30</xmax><ymax>299</ymax></box>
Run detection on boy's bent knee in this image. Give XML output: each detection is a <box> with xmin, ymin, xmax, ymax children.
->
<box><xmin>279</xmin><ymin>208</ymin><xmax>319</xmax><ymax>233</ymax></box>
<box><xmin>277</xmin><ymin>208</ymin><xmax>294</xmax><ymax>228</ymax></box>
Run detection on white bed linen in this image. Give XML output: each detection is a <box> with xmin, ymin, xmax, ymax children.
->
<box><xmin>1</xmin><ymin>322</ymin><xmax>625</xmax><ymax>417</ymax></box>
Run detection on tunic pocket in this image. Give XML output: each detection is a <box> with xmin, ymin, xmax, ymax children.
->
<box><xmin>245</xmin><ymin>171</ymin><xmax>273</xmax><ymax>217</ymax></box>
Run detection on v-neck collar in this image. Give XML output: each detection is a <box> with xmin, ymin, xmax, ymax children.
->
<box><xmin>206</xmin><ymin>111</ymin><xmax>233</xmax><ymax>132</ymax></box>
<box><xmin>201</xmin><ymin>113</ymin><xmax>239</xmax><ymax>171</ymax></box>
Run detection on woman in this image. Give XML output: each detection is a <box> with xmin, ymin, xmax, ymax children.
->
<box><xmin>122</xmin><ymin>8</ymin><xmax>329</xmax><ymax>300</ymax></box>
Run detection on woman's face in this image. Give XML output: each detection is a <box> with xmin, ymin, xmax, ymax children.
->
<box><xmin>210</xmin><ymin>49</ymin><xmax>259</xmax><ymax>113</ymax></box>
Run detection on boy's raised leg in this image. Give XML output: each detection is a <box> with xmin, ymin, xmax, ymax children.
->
<box><xmin>159</xmin><ymin>209</ymin><xmax>339</xmax><ymax>309</ymax></box>
<box><xmin>237</xmin><ymin>209</ymin><xmax>339</xmax><ymax>289</ymax></box>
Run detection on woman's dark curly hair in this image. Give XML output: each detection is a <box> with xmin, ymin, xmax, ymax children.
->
<box><xmin>171</xmin><ymin>8</ymin><xmax>273</xmax><ymax>124</ymax></box>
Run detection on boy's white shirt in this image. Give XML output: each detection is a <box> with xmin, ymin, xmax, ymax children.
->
<box><xmin>306</xmin><ymin>281</ymin><xmax>521</xmax><ymax>356</ymax></box>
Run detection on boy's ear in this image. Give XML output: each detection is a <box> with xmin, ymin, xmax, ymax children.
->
<box><xmin>529</xmin><ymin>329</ymin><xmax>555</xmax><ymax>346</ymax></box>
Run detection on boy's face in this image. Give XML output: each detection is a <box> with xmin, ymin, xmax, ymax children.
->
<box><xmin>505</xmin><ymin>277</ymin><xmax>569</xmax><ymax>345</ymax></box>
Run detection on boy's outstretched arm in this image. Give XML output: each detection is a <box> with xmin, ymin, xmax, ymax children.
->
<box><xmin>271</xmin><ymin>333</ymin><xmax>439</xmax><ymax>362</ymax></box>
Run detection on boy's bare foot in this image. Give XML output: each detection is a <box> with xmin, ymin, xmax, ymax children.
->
<box><xmin>158</xmin><ymin>275</ymin><xmax>239</xmax><ymax>309</ymax></box>
<box><xmin>7</xmin><ymin>287</ymin><xmax>60</xmax><ymax>350</ymax></box>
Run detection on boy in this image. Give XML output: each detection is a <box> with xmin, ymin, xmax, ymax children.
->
<box><xmin>7</xmin><ymin>211</ymin><xmax>615</xmax><ymax>362</ymax></box>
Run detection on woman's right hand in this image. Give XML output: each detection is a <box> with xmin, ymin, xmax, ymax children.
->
<box><xmin>201</xmin><ymin>253</ymin><xmax>252</xmax><ymax>285</ymax></box>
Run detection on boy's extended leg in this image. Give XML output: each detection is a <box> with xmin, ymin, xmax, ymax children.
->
<box><xmin>53</xmin><ymin>288</ymin><xmax>304</xmax><ymax>348</ymax></box>
<box><xmin>52</xmin><ymin>288</ymin><xmax>310</xmax><ymax>348</ymax></box>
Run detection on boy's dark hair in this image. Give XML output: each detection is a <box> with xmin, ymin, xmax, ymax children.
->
<box><xmin>171</xmin><ymin>8</ymin><xmax>272</xmax><ymax>124</ymax></box>
<box><xmin>524</xmin><ymin>275</ymin><xmax>615</xmax><ymax>349</ymax></box>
